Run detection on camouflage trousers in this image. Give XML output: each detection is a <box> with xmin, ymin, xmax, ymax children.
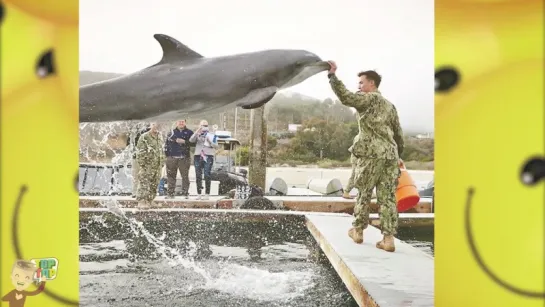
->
<box><xmin>136</xmin><ymin>164</ymin><xmax>162</xmax><ymax>203</ymax></box>
<box><xmin>352</xmin><ymin>158</ymin><xmax>400</xmax><ymax>236</ymax></box>
<box><xmin>345</xmin><ymin>154</ymin><xmax>357</xmax><ymax>193</ymax></box>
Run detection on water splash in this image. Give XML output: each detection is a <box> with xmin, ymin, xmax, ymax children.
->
<box><xmin>86</xmin><ymin>200</ymin><xmax>317</xmax><ymax>302</ymax></box>
<box><xmin>101</xmin><ymin>199</ymin><xmax>213</xmax><ymax>281</ymax></box>
<box><xmin>206</xmin><ymin>263</ymin><xmax>315</xmax><ymax>302</ymax></box>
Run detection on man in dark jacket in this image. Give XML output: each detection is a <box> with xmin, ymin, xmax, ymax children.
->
<box><xmin>164</xmin><ymin>120</ymin><xmax>194</xmax><ymax>199</ymax></box>
<box><xmin>127</xmin><ymin>123</ymin><xmax>151</xmax><ymax>198</ymax></box>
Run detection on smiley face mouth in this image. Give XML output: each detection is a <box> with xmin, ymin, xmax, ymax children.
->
<box><xmin>464</xmin><ymin>187</ymin><xmax>545</xmax><ymax>298</ymax></box>
<box><xmin>12</xmin><ymin>185</ymin><xmax>79</xmax><ymax>305</ymax></box>
<box><xmin>17</xmin><ymin>282</ymin><xmax>25</xmax><ymax>286</ymax></box>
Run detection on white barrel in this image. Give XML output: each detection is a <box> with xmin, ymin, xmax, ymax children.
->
<box><xmin>307</xmin><ymin>178</ymin><xmax>343</xmax><ymax>196</ymax></box>
<box><xmin>266</xmin><ymin>177</ymin><xmax>288</xmax><ymax>196</ymax></box>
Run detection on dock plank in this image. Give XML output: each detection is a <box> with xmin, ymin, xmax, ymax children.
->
<box><xmin>305</xmin><ymin>214</ymin><xmax>434</xmax><ymax>307</ymax></box>
<box><xmin>79</xmin><ymin>196</ymin><xmax>433</xmax><ymax>214</ymax></box>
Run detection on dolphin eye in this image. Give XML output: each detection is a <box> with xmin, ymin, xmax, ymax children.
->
<box><xmin>435</xmin><ymin>67</ymin><xmax>460</xmax><ymax>93</ymax></box>
<box><xmin>36</xmin><ymin>49</ymin><xmax>56</xmax><ymax>79</ymax></box>
<box><xmin>520</xmin><ymin>157</ymin><xmax>545</xmax><ymax>186</ymax></box>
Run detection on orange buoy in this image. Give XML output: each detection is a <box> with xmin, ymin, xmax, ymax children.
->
<box><xmin>396</xmin><ymin>161</ymin><xmax>420</xmax><ymax>212</ymax></box>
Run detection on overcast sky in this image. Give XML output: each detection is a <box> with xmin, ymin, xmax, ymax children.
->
<box><xmin>80</xmin><ymin>0</ymin><xmax>434</xmax><ymax>132</ymax></box>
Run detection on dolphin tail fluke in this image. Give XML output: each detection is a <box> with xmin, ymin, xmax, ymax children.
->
<box><xmin>153</xmin><ymin>34</ymin><xmax>203</xmax><ymax>64</ymax></box>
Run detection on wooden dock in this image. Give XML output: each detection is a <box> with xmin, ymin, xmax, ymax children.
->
<box><xmin>306</xmin><ymin>214</ymin><xmax>434</xmax><ymax>307</ymax></box>
<box><xmin>78</xmin><ymin>207</ymin><xmax>433</xmax><ymax>227</ymax></box>
<box><xmin>79</xmin><ymin>196</ymin><xmax>434</xmax><ymax>227</ymax></box>
<box><xmin>79</xmin><ymin>195</ymin><xmax>433</xmax><ymax>214</ymax></box>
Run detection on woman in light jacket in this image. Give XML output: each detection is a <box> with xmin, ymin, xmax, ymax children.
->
<box><xmin>189</xmin><ymin>120</ymin><xmax>219</xmax><ymax>199</ymax></box>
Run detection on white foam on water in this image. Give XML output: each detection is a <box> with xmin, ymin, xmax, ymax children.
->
<box><xmin>204</xmin><ymin>263</ymin><xmax>316</xmax><ymax>302</ymax></box>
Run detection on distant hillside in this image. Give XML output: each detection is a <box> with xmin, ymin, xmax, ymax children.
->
<box><xmin>80</xmin><ymin>71</ymin><xmax>123</xmax><ymax>85</ymax></box>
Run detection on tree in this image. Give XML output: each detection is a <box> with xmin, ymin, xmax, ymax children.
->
<box><xmin>286</xmin><ymin>117</ymin><xmax>357</xmax><ymax>161</ymax></box>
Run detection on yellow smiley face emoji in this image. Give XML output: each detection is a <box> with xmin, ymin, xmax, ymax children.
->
<box><xmin>435</xmin><ymin>1</ymin><xmax>544</xmax><ymax>306</ymax></box>
<box><xmin>1</xmin><ymin>1</ymin><xmax>79</xmax><ymax>305</ymax></box>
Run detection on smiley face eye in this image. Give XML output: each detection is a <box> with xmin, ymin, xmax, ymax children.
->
<box><xmin>15</xmin><ymin>274</ymin><xmax>19</xmax><ymax>278</ymax></box>
<box><xmin>25</xmin><ymin>276</ymin><xmax>29</xmax><ymax>280</ymax></box>
<box><xmin>0</xmin><ymin>2</ymin><xmax>5</xmax><ymax>25</ymax></box>
<box><xmin>435</xmin><ymin>67</ymin><xmax>460</xmax><ymax>93</ymax></box>
<box><xmin>520</xmin><ymin>157</ymin><xmax>545</xmax><ymax>186</ymax></box>
<box><xmin>36</xmin><ymin>49</ymin><xmax>56</xmax><ymax>79</ymax></box>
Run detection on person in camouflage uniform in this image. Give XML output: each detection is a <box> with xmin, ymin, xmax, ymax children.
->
<box><xmin>127</xmin><ymin>123</ymin><xmax>151</xmax><ymax>198</ymax></box>
<box><xmin>327</xmin><ymin>61</ymin><xmax>404</xmax><ymax>252</ymax></box>
<box><xmin>136</xmin><ymin>122</ymin><xmax>165</xmax><ymax>209</ymax></box>
<box><xmin>343</xmin><ymin>136</ymin><xmax>358</xmax><ymax>199</ymax></box>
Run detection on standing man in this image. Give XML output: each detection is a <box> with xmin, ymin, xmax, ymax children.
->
<box><xmin>164</xmin><ymin>120</ymin><xmax>194</xmax><ymax>199</ymax></box>
<box><xmin>127</xmin><ymin>123</ymin><xmax>151</xmax><ymax>198</ymax></box>
<box><xmin>136</xmin><ymin>122</ymin><xmax>165</xmax><ymax>209</ymax></box>
<box><xmin>327</xmin><ymin>62</ymin><xmax>404</xmax><ymax>252</ymax></box>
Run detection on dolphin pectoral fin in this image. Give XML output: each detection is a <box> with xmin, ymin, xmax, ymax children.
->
<box><xmin>153</xmin><ymin>34</ymin><xmax>203</xmax><ymax>64</ymax></box>
<box><xmin>237</xmin><ymin>87</ymin><xmax>278</xmax><ymax>109</ymax></box>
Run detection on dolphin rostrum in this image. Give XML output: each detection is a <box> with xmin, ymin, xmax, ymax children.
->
<box><xmin>79</xmin><ymin>34</ymin><xmax>330</xmax><ymax>123</ymax></box>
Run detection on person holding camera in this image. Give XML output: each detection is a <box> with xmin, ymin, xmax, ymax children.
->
<box><xmin>189</xmin><ymin>120</ymin><xmax>219</xmax><ymax>200</ymax></box>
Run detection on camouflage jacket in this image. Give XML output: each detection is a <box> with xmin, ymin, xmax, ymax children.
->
<box><xmin>136</xmin><ymin>131</ymin><xmax>165</xmax><ymax>169</ymax></box>
<box><xmin>329</xmin><ymin>74</ymin><xmax>404</xmax><ymax>160</ymax></box>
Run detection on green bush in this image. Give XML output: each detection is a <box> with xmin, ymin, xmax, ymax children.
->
<box><xmin>236</xmin><ymin>146</ymin><xmax>250</xmax><ymax>166</ymax></box>
<box><xmin>317</xmin><ymin>158</ymin><xmax>352</xmax><ymax>168</ymax></box>
<box><xmin>267</xmin><ymin>135</ymin><xmax>278</xmax><ymax>150</ymax></box>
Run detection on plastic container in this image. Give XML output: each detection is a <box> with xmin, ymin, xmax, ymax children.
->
<box><xmin>396</xmin><ymin>161</ymin><xmax>421</xmax><ymax>212</ymax></box>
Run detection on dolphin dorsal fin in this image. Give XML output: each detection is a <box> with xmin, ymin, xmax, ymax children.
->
<box><xmin>153</xmin><ymin>34</ymin><xmax>203</xmax><ymax>64</ymax></box>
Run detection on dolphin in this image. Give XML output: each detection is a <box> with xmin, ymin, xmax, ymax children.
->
<box><xmin>79</xmin><ymin>34</ymin><xmax>330</xmax><ymax>123</ymax></box>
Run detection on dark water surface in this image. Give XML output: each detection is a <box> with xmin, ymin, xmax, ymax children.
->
<box><xmin>397</xmin><ymin>225</ymin><xmax>434</xmax><ymax>256</ymax></box>
<box><xmin>79</xmin><ymin>211</ymin><xmax>433</xmax><ymax>307</ymax></box>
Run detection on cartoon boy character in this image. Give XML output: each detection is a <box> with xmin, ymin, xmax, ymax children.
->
<box><xmin>2</xmin><ymin>260</ymin><xmax>46</xmax><ymax>307</ymax></box>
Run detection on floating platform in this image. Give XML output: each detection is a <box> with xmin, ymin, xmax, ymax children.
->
<box><xmin>79</xmin><ymin>195</ymin><xmax>433</xmax><ymax>214</ymax></box>
<box><xmin>306</xmin><ymin>214</ymin><xmax>434</xmax><ymax>307</ymax></box>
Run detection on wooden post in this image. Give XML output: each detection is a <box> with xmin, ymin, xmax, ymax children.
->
<box><xmin>248</xmin><ymin>105</ymin><xmax>267</xmax><ymax>189</ymax></box>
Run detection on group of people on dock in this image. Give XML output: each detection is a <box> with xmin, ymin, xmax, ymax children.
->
<box><xmin>127</xmin><ymin>119</ymin><xmax>219</xmax><ymax>209</ymax></box>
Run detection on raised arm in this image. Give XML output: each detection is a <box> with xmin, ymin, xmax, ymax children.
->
<box><xmin>391</xmin><ymin>107</ymin><xmax>404</xmax><ymax>157</ymax></box>
<box><xmin>24</xmin><ymin>281</ymin><xmax>46</xmax><ymax>296</ymax></box>
<box><xmin>328</xmin><ymin>74</ymin><xmax>373</xmax><ymax>111</ymax></box>
<box><xmin>189</xmin><ymin>131</ymin><xmax>198</xmax><ymax>143</ymax></box>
